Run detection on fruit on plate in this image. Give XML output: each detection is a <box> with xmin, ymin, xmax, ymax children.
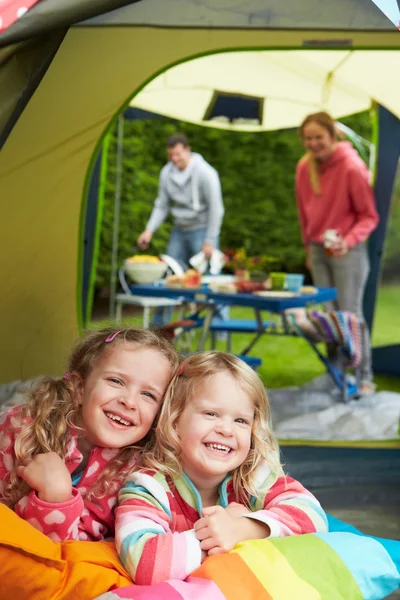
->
<box><xmin>126</xmin><ymin>255</ymin><xmax>161</xmax><ymax>263</ymax></box>
<box><xmin>183</xmin><ymin>269</ymin><xmax>202</xmax><ymax>288</ymax></box>
<box><xmin>165</xmin><ymin>269</ymin><xmax>202</xmax><ymax>288</ymax></box>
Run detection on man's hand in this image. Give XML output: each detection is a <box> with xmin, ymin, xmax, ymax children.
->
<box><xmin>16</xmin><ymin>452</ymin><xmax>73</xmax><ymax>503</ymax></box>
<box><xmin>194</xmin><ymin>505</ymin><xmax>270</xmax><ymax>557</ymax></box>
<box><xmin>137</xmin><ymin>230</ymin><xmax>153</xmax><ymax>249</ymax></box>
<box><xmin>202</xmin><ymin>242</ymin><xmax>214</xmax><ymax>259</ymax></box>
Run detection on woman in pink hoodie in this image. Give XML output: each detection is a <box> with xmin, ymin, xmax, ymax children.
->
<box><xmin>295</xmin><ymin>111</ymin><xmax>379</xmax><ymax>394</ymax></box>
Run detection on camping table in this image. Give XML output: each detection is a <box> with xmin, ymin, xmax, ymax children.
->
<box><xmin>128</xmin><ymin>283</ymin><xmax>337</xmax><ymax>353</ymax></box>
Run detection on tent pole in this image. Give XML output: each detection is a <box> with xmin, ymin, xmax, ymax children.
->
<box><xmin>84</xmin><ymin>130</ymin><xmax>112</xmax><ymax>326</ymax></box>
<box><xmin>109</xmin><ymin>114</ymin><xmax>125</xmax><ymax>319</ymax></box>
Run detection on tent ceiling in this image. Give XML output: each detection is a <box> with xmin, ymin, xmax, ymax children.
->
<box><xmin>83</xmin><ymin>0</ymin><xmax>396</xmax><ymax>30</ymax></box>
<box><xmin>130</xmin><ymin>49</ymin><xmax>400</xmax><ymax>131</ymax></box>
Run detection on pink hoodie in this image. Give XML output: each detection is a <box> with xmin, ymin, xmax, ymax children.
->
<box><xmin>295</xmin><ymin>141</ymin><xmax>379</xmax><ymax>250</ymax></box>
<box><xmin>0</xmin><ymin>405</ymin><xmax>137</xmax><ymax>542</ymax></box>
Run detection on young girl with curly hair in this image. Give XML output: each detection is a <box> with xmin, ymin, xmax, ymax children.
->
<box><xmin>0</xmin><ymin>327</ymin><xmax>178</xmax><ymax>542</ymax></box>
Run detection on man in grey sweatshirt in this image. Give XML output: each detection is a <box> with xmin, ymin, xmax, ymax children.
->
<box><xmin>137</xmin><ymin>133</ymin><xmax>224</xmax><ymax>267</ymax></box>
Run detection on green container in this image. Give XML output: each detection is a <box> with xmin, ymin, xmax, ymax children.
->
<box><xmin>270</xmin><ymin>272</ymin><xmax>287</xmax><ymax>290</ymax></box>
<box><xmin>250</xmin><ymin>270</ymin><xmax>268</xmax><ymax>282</ymax></box>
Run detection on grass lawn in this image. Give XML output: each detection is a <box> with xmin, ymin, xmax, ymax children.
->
<box><xmin>91</xmin><ymin>284</ymin><xmax>400</xmax><ymax>393</ymax></box>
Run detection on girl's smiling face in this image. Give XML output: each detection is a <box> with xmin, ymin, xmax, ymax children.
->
<box><xmin>75</xmin><ymin>345</ymin><xmax>172</xmax><ymax>450</ymax></box>
<box><xmin>176</xmin><ymin>371</ymin><xmax>254</xmax><ymax>489</ymax></box>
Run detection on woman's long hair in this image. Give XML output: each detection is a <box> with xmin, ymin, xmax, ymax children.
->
<box><xmin>299</xmin><ymin>111</ymin><xmax>340</xmax><ymax>194</ymax></box>
<box><xmin>144</xmin><ymin>351</ymin><xmax>281</xmax><ymax>507</ymax></box>
<box><xmin>4</xmin><ymin>327</ymin><xmax>179</xmax><ymax>507</ymax></box>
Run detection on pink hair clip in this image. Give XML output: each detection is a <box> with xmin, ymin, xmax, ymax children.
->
<box><xmin>105</xmin><ymin>330</ymin><xmax>123</xmax><ymax>343</ymax></box>
<box><xmin>63</xmin><ymin>372</ymin><xmax>71</xmax><ymax>380</ymax></box>
<box><xmin>177</xmin><ymin>363</ymin><xmax>186</xmax><ymax>376</ymax></box>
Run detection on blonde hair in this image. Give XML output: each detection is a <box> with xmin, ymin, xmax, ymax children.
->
<box><xmin>299</xmin><ymin>111</ymin><xmax>339</xmax><ymax>194</ymax></box>
<box><xmin>145</xmin><ymin>351</ymin><xmax>280</xmax><ymax>506</ymax></box>
<box><xmin>5</xmin><ymin>327</ymin><xmax>179</xmax><ymax>507</ymax></box>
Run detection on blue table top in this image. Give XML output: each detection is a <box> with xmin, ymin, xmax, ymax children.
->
<box><xmin>129</xmin><ymin>283</ymin><xmax>336</xmax><ymax>313</ymax></box>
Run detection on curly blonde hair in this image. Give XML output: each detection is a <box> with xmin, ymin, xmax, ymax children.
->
<box><xmin>5</xmin><ymin>327</ymin><xmax>179</xmax><ymax>507</ymax></box>
<box><xmin>299</xmin><ymin>111</ymin><xmax>341</xmax><ymax>194</ymax></box>
<box><xmin>144</xmin><ymin>351</ymin><xmax>280</xmax><ymax>506</ymax></box>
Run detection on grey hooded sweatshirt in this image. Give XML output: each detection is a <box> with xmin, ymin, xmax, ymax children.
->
<box><xmin>146</xmin><ymin>153</ymin><xmax>224</xmax><ymax>245</ymax></box>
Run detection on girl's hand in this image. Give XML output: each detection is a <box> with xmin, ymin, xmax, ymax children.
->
<box><xmin>331</xmin><ymin>238</ymin><xmax>349</xmax><ymax>258</ymax></box>
<box><xmin>224</xmin><ymin>502</ymin><xmax>248</xmax><ymax>518</ymax></box>
<box><xmin>16</xmin><ymin>452</ymin><xmax>72</xmax><ymax>503</ymax></box>
<box><xmin>194</xmin><ymin>505</ymin><xmax>270</xmax><ymax>556</ymax></box>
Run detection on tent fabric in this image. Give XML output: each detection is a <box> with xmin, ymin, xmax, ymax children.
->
<box><xmin>0</xmin><ymin>32</ymin><xmax>65</xmax><ymax>146</ymax></box>
<box><xmin>281</xmin><ymin>445</ymin><xmax>400</xmax><ymax>493</ymax></box>
<box><xmin>0</xmin><ymin>0</ymin><xmax>399</xmax><ymax>381</ymax></box>
<box><xmin>0</xmin><ymin>0</ymin><xmax>39</xmax><ymax>34</ymax></box>
<box><xmin>0</xmin><ymin>0</ymin><xmax>140</xmax><ymax>48</ymax></box>
<box><xmin>130</xmin><ymin>49</ymin><xmax>400</xmax><ymax>132</ymax></box>
<box><xmin>82</xmin><ymin>0</ymin><xmax>395</xmax><ymax>30</ymax></box>
<box><xmin>364</xmin><ymin>105</ymin><xmax>400</xmax><ymax>332</ymax></box>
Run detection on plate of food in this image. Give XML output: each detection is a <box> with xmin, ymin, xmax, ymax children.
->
<box><xmin>164</xmin><ymin>269</ymin><xmax>202</xmax><ymax>289</ymax></box>
<box><xmin>208</xmin><ymin>281</ymin><xmax>238</xmax><ymax>294</ymax></box>
<box><xmin>300</xmin><ymin>285</ymin><xmax>318</xmax><ymax>295</ymax></box>
<box><xmin>254</xmin><ymin>290</ymin><xmax>298</xmax><ymax>298</ymax></box>
<box><xmin>201</xmin><ymin>274</ymin><xmax>235</xmax><ymax>285</ymax></box>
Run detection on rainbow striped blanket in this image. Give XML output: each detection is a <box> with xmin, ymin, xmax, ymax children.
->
<box><xmin>96</xmin><ymin>526</ymin><xmax>400</xmax><ymax>600</ymax></box>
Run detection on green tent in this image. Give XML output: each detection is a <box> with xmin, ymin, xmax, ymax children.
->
<box><xmin>0</xmin><ymin>0</ymin><xmax>399</xmax><ymax>382</ymax></box>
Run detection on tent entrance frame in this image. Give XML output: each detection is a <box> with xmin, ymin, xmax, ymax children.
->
<box><xmin>84</xmin><ymin>43</ymin><xmax>400</xmax><ymax>376</ymax></box>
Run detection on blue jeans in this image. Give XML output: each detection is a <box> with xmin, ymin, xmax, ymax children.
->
<box><xmin>152</xmin><ymin>227</ymin><xmax>229</xmax><ymax>326</ymax></box>
<box><xmin>166</xmin><ymin>227</ymin><xmax>208</xmax><ymax>269</ymax></box>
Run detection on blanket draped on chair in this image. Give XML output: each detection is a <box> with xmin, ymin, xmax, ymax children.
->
<box><xmin>285</xmin><ymin>309</ymin><xmax>364</xmax><ymax>368</ymax></box>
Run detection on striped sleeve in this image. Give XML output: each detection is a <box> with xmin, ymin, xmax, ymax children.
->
<box><xmin>245</xmin><ymin>462</ymin><xmax>328</xmax><ymax>537</ymax></box>
<box><xmin>115</xmin><ymin>472</ymin><xmax>202</xmax><ymax>585</ymax></box>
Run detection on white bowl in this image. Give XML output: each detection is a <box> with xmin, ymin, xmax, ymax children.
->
<box><xmin>124</xmin><ymin>260</ymin><xmax>168</xmax><ymax>284</ymax></box>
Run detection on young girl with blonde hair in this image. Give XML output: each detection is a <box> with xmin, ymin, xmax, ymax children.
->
<box><xmin>0</xmin><ymin>327</ymin><xmax>178</xmax><ymax>542</ymax></box>
<box><xmin>115</xmin><ymin>351</ymin><xmax>328</xmax><ymax>585</ymax></box>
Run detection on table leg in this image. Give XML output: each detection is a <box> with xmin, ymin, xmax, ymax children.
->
<box><xmin>197</xmin><ymin>307</ymin><xmax>215</xmax><ymax>352</ymax></box>
<box><xmin>239</xmin><ymin>309</ymin><xmax>267</xmax><ymax>356</ymax></box>
<box><xmin>211</xmin><ymin>331</ymin><xmax>216</xmax><ymax>350</ymax></box>
<box><xmin>115</xmin><ymin>302</ymin><xmax>122</xmax><ymax>325</ymax></box>
<box><xmin>143</xmin><ymin>307</ymin><xmax>150</xmax><ymax>329</ymax></box>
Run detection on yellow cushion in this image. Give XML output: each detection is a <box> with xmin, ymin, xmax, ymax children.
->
<box><xmin>0</xmin><ymin>505</ymin><xmax>132</xmax><ymax>599</ymax></box>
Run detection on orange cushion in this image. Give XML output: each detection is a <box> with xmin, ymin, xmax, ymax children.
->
<box><xmin>0</xmin><ymin>505</ymin><xmax>132</xmax><ymax>599</ymax></box>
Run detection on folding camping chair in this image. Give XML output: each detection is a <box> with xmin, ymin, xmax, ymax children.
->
<box><xmin>117</xmin><ymin>266</ymin><xmax>183</xmax><ymax>327</ymax></box>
